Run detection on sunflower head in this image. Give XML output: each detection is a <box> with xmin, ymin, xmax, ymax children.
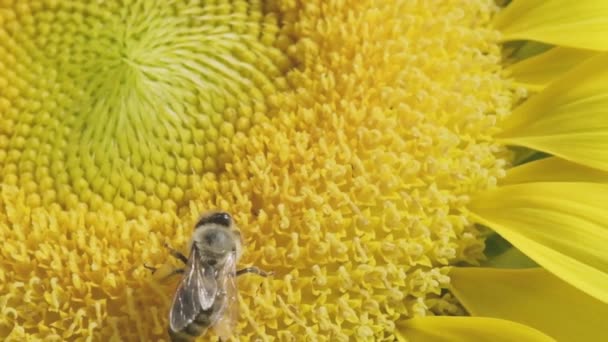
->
<box><xmin>1</xmin><ymin>0</ymin><xmax>608</xmax><ymax>341</ymax></box>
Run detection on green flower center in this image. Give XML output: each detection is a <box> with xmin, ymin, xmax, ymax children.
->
<box><xmin>0</xmin><ymin>1</ymin><xmax>288</xmax><ymax>217</ymax></box>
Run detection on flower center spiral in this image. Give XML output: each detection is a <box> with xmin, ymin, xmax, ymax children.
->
<box><xmin>0</xmin><ymin>1</ymin><xmax>288</xmax><ymax>217</ymax></box>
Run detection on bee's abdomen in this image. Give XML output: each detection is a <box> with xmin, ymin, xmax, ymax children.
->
<box><xmin>168</xmin><ymin>328</ymin><xmax>195</xmax><ymax>342</ymax></box>
<box><xmin>168</xmin><ymin>291</ymin><xmax>226</xmax><ymax>341</ymax></box>
<box><xmin>169</xmin><ymin>312</ymin><xmax>215</xmax><ymax>342</ymax></box>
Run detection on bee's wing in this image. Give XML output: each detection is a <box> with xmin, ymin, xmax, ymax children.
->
<box><xmin>213</xmin><ymin>251</ymin><xmax>239</xmax><ymax>340</ymax></box>
<box><xmin>169</xmin><ymin>246</ymin><xmax>217</xmax><ymax>332</ymax></box>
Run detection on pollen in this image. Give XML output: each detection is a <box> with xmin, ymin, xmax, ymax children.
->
<box><xmin>0</xmin><ymin>0</ymin><xmax>514</xmax><ymax>341</ymax></box>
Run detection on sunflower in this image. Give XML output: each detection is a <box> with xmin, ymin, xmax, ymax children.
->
<box><xmin>1</xmin><ymin>0</ymin><xmax>607</xmax><ymax>341</ymax></box>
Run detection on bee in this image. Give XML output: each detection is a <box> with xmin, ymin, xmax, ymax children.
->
<box><xmin>146</xmin><ymin>211</ymin><xmax>271</xmax><ymax>341</ymax></box>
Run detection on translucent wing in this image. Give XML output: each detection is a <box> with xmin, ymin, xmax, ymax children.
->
<box><xmin>213</xmin><ymin>251</ymin><xmax>239</xmax><ymax>339</ymax></box>
<box><xmin>169</xmin><ymin>246</ymin><xmax>218</xmax><ymax>332</ymax></box>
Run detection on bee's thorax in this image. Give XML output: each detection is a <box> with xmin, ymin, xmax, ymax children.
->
<box><xmin>191</xmin><ymin>225</ymin><xmax>241</xmax><ymax>258</ymax></box>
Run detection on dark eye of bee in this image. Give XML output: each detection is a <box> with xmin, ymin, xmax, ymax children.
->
<box><xmin>196</xmin><ymin>212</ymin><xmax>232</xmax><ymax>228</ymax></box>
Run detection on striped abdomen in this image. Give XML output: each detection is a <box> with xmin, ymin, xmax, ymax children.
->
<box><xmin>168</xmin><ymin>293</ymin><xmax>225</xmax><ymax>341</ymax></box>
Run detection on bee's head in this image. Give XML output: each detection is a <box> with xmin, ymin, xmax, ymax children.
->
<box><xmin>191</xmin><ymin>211</ymin><xmax>242</xmax><ymax>258</ymax></box>
<box><xmin>196</xmin><ymin>211</ymin><xmax>232</xmax><ymax>228</ymax></box>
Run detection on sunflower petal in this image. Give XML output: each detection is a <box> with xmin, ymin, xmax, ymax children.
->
<box><xmin>450</xmin><ymin>267</ymin><xmax>608</xmax><ymax>342</ymax></box>
<box><xmin>507</xmin><ymin>47</ymin><xmax>596</xmax><ymax>90</ymax></box>
<box><xmin>495</xmin><ymin>0</ymin><xmax>608</xmax><ymax>51</ymax></box>
<box><xmin>469</xmin><ymin>182</ymin><xmax>608</xmax><ymax>303</ymax></box>
<box><xmin>502</xmin><ymin>157</ymin><xmax>608</xmax><ymax>185</ymax></box>
<box><xmin>397</xmin><ymin>316</ymin><xmax>555</xmax><ymax>342</ymax></box>
<box><xmin>497</xmin><ymin>53</ymin><xmax>608</xmax><ymax>172</ymax></box>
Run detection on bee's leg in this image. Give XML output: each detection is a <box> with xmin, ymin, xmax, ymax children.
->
<box><xmin>163</xmin><ymin>243</ymin><xmax>188</xmax><ymax>264</ymax></box>
<box><xmin>143</xmin><ymin>263</ymin><xmax>158</xmax><ymax>274</ymax></box>
<box><xmin>144</xmin><ymin>264</ymin><xmax>185</xmax><ymax>278</ymax></box>
<box><xmin>162</xmin><ymin>268</ymin><xmax>185</xmax><ymax>279</ymax></box>
<box><xmin>236</xmin><ymin>266</ymin><xmax>273</xmax><ymax>277</ymax></box>
<box><xmin>143</xmin><ymin>264</ymin><xmax>184</xmax><ymax>278</ymax></box>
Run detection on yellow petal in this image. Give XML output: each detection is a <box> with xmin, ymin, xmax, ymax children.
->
<box><xmin>397</xmin><ymin>316</ymin><xmax>555</xmax><ymax>342</ymax></box>
<box><xmin>502</xmin><ymin>157</ymin><xmax>608</xmax><ymax>185</ymax></box>
<box><xmin>450</xmin><ymin>267</ymin><xmax>608</xmax><ymax>342</ymax></box>
<box><xmin>495</xmin><ymin>0</ymin><xmax>608</xmax><ymax>51</ymax></box>
<box><xmin>507</xmin><ymin>47</ymin><xmax>596</xmax><ymax>90</ymax></box>
<box><xmin>497</xmin><ymin>53</ymin><xmax>608</xmax><ymax>172</ymax></box>
<box><xmin>469</xmin><ymin>182</ymin><xmax>608</xmax><ymax>303</ymax></box>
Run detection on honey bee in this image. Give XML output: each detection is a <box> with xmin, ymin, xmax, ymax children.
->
<box><xmin>146</xmin><ymin>211</ymin><xmax>271</xmax><ymax>341</ymax></box>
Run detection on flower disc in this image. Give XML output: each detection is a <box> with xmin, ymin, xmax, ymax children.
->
<box><xmin>0</xmin><ymin>0</ymin><xmax>289</xmax><ymax>217</ymax></box>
